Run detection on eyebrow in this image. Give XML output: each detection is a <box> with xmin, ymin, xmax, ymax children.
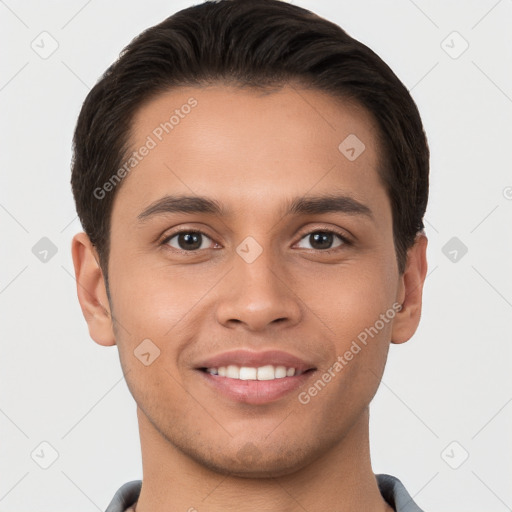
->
<box><xmin>137</xmin><ymin>193</ymin><xmax>373</xmax><ymax>222</ymax></box>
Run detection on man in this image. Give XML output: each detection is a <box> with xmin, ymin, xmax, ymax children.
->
<box><xmin>70</xmin><ymin>0</ymin><xmax>429</xmax><ymax>510</ymax></box>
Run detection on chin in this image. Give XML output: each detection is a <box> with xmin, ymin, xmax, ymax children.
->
<box><xmin>186</xmin><ymin>441</ymin><xmax>317</xmax><ymax>479</ymax></box>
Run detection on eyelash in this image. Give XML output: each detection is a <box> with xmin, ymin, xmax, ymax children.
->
<box><xmin>160</xmin><ymin>227</ymin><xmax>352</xmax><ymax>254</ymax></box>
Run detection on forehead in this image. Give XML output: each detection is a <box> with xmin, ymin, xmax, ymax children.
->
<box><xmin>113</xmin><ymin>84</ymin><xmax>386</xmax><ymax>220</ymax></box>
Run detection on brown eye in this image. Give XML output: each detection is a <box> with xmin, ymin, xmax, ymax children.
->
<box><xmin>296</xmin><ymin>230</ymin><xmax>348</xmax><ymax>251</ymax></box>
<box><xmin>163</xmin><ymin>231</ymin><xmax>213</xmax><ymax>251</ymax></box>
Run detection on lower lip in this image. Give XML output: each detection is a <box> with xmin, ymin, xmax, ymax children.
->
<box><xmin>197</xmin><ymin>370</ymin><xmax>315</xmax><ymax>405</ymax></box>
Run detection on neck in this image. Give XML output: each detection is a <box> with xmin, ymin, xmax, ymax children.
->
<box><xmin>133</xmin><ymin>407</ymin><xmax>393</xmax><ymax>512</ymax></box>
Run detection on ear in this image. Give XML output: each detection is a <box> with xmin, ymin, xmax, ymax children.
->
<box><xmin>391</xmin><ymin>233</ymin><xmax>428</xmax><ymax>344</ymax></box>
<box><xmin>71</xmin><ymin>232</ymin><xmax>116</xmax><ymax>346</ymax></box>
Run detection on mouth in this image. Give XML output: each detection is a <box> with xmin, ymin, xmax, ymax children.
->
<box><xmin>199</xmin><ymin>364</ymin><xmax>314</xmax><ymax>380</ymax></box>
<box><xmin>194</xmin><ymin>350</ymin><xmax>317</xmax><ymax>405</ymax></box>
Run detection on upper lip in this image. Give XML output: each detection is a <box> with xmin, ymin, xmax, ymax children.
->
<box><xmin>196</xmin><ymin>349</ymin><xmax>316</xmax><ymax>373</ymax></box>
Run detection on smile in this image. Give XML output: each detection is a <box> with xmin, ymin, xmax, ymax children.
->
<box><xmin>203</xmin><ymin>364</ymin><xmax>304</xmax><ymax>380</ymax></box>
<box><xmin>194</xmin><ymin>349</ymin><xmax>317</xmax><ymax>405</ymax></box>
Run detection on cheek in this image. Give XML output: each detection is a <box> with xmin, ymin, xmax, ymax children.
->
<box><xmin>109</xmin><ymin>264</ymin><xmax>195</xmax><ymax>408</ymax></box>
<box><xmin>108</xmin><ymin>257</ymin><xmax>221</xmax><ymax>381</ymax></box>
<box><xmin>108</xmin><ymin>251</ymin><xmax>192</xmax><ymax>335</ymax></box>
<box><xmin>296</xmin><ymin>259</ymin><xmax>398</xmax><ymax>341</ymax></box>
<box><xmin>296</xmin><ymin>265</ymin><xmax>397</xmax><ymax>416</ymax></box>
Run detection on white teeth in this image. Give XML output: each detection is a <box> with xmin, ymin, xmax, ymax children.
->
<box><xmin>226</xmin><ymin>365</ymin><xmax>239</xmax><ymax>379</ymax></box>
<box><xmin>205</xmin><ymin>364</ymin><xmax>298</xmax><ymax>380</ymax></box>
<box><xmin>275</xmin><ymin>366</ymin><xmax>287</xmax><ymax>378</ymax></box>
<box><xmin>239</xmin><ymin>367</ymin><xmax>257</xmax><ymax>380</ymax></box>
<box><xmin>257</xmin><ymin>365</ymin><xmax>275</xmax><ymax>381</ymax></box>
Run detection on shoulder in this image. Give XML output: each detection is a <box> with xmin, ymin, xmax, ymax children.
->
<box><xmin>376</xmin><ymin>473</ymin><xmax>426</xmax><ymax>512</ymax></box>
<box><xmin>104</xmin><ymin>480</ymin><xmax>142</xmax><ymax>512</ymax></box>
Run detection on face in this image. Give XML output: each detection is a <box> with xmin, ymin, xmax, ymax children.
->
<box><xmin>97</xmin><ymin>84</ymin><xmax>408</xmax><ymax>476</ymax></box>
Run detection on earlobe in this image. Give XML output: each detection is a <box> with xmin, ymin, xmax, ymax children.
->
<box><xmin>391</xmin><ymin>233</ymin><xmax>428</xmax><ymax>345</ymax></box>
<box><xmin>71</xmin><ymin>232</ymin><xmax>116</xmax><ymax>347</ymax></box>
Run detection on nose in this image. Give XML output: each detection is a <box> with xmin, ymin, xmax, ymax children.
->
<box><xmin>214</xmin><ymin>242</ymin><xmax>302</xmax><ymax>332</ymax></box>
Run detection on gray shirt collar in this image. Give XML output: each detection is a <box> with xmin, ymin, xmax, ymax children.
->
<box><xmin>105</xmin><ymin>473</ymin><xmax>425</xmax><ymax>512</ymax></box>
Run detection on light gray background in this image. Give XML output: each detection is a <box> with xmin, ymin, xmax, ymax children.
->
<box><xmin>1</xmin><ymin>1</ymin><xmax>511</xmax><ymax>511</ymax></box>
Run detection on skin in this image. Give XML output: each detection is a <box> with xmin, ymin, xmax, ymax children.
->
<box><xmin>72</xmin><ymin>84</ymin><xmax>428</xmax><ymax>512</ymax></box>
